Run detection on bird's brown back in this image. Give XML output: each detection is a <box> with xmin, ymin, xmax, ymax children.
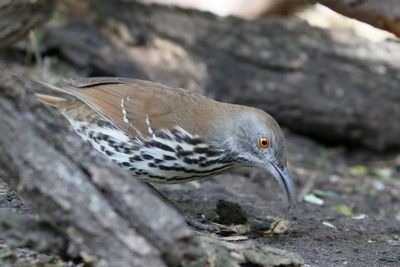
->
<box><xmin>59</xmin><ymin>78</ymin><xmax>244</xmax><ymax>141</ymax></box>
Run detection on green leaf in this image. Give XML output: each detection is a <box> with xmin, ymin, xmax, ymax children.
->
<box><xmin>330</xmin><ymin>204</ymin><xmax>353</xmax><ymax>216</ymax></box>
<box><xmin>349</xmin><ymin>165</ymin><xmax>368</xmax><ymax>176</ymax></box>
<box><xmin>312</xmin><ymin>189</ymin><xmax>338</xmax><ymax>198</ymax></box>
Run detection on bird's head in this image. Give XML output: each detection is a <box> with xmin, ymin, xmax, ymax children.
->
<box><xmin>221</xmin><ymin>108</ymin><xmax>297</xmax><ymax>209</ymax></box>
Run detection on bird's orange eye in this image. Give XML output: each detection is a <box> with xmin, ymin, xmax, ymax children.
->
<box><xmin>258</xmin><ymin>137</ymin><xmax>270</xmax><ymax>148</ymax></box>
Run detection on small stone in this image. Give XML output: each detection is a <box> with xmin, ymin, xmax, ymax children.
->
<box><xmin>329</xmin><ymin>175</ymin><xmax>340</xmax><ymax>183</ymax></box>
<box><xmin>304</xmin><ymin>194</ymin><xmax>324</xmax><ymax>206</ymax></box>
<box><xmin>270</xmin><ymin>219</ymin><xmax>291</xmax><ymax>234</ymax></box>
<box><xmin>352</xmin><ymin>214</ymin><xmax>367</xmax><ymax>220</ymax></box>
<box><xmin>372</xmin><ymin>180</ymin><xmax>385</xmax><ymax>191</ymax></box>
<box><xmin>322</xmin><ymin>221</ymin><xmax>337</xmax><ymax>229</ymax></box>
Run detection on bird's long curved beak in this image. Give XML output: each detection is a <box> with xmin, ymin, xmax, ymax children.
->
<box><xmin>267</xmin><ymin>163</ymin><xmax>297</xmax><ymax>209</ymax></box>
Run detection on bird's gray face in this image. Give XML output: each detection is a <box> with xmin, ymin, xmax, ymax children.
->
<box><xmin>229</xmin><ymin>113</ymin><xmax>297</xmax><ymax>209</ymax></box>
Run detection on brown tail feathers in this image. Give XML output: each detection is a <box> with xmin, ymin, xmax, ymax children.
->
<box><xmin>35</xmin><ymin>93</ymin><xmax>66</xmax><ymax>107</ymax></box>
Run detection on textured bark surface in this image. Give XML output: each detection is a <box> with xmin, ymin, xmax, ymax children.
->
<box><xmin>318</xmin><ymin>0</ymin><xmax>400</xmax><ymax>37</ymax></box>
<box><xmin>42</xmin><ymin>1</ymin><xmax>400</xmax><ymax>151</ymax></box>
<box><xmin>0</xmin><ymin>72</ymin><xmax>199</xmax><ymax>267</ymax></box>
<box><xmin>0</xmin><ymin>0</ymin><xmax>54</xmax><ymax>49</ymax></box>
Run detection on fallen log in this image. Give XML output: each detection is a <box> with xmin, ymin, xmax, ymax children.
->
<box><xmin>41</xmin><ymin>1</ymin><xmax>400</xmax><ymax>151</ymax></box>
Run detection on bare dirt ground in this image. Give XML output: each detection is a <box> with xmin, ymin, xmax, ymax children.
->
<box><xmin>1</xmin><ymin>130</ymin><xmax>399</xmax><ymax>266</ymax></box>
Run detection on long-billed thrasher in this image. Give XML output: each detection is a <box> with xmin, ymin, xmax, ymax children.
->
<box><xmin>35</xmin><ymin>77</ymin><xmax>297</xmax><ymax>208</ymax></box>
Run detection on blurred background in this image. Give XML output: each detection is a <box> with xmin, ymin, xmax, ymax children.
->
<box><xmin>0</xmin><ymin>0</ymin><xmax>399</xmax><ymax>266</ymax></box>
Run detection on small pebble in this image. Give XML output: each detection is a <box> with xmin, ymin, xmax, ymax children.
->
<box><xmin>352</xmin><ymin>214</ymin><xmax>367</xmax><ymax>220</ymax></box>
<box><xmin>304</xmin><ymin>194</ymin><xmax>324</xmax><ymax>206</ymax></box>
<box><xmin>322</xmin><ymin>221</ymin><xmax>336</xmax><ymax>229</ymax></box>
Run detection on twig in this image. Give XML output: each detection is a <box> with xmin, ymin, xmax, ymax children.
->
<box><xmin>298</xmin><ymin>173</ymin><xmax>318</xmax><ymax>201</ymax></box>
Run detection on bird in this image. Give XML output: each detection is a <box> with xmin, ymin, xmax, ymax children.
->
<box><xmin>35</xmin><ymin>77</ymin><xmax>297</xmax><ymax>208</ymax></box>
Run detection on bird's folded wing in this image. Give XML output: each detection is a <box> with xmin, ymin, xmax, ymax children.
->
<box><xmin>62</xmin><ymin>78</ymin><xmax>220</xmax><ymax>139</ymax></box>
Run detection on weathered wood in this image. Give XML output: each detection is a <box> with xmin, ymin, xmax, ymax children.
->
<box><xmin>318</xmin><ymin>0</ymin><xmax>400</xmax><ymax>37</ymax></box>
<box><xmin>0</xmin><ymin>211</ymin><xmax>66</xmax><ymax>254</ymax></box>
<box><xmin>0</xmin><ymin>0</ymin><xmax>54</xmax><ymax>49</ymax></box>
<box><xmin>42</xmin><ymin>1</ymin><xmax>400</xmax><ymax>151</ymax></box>
<box><xmin>0</xmin><ymin>72</ymin><xmax>200</xmax><ymax>266</ymax></box>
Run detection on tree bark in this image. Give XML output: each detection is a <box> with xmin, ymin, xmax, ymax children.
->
<box><xmin>41</xmin><ymin>1</ymin><xmax>400</xmax><ymax>151</ymax></box>
<box><xmin>318</xmin><ymin>0</ymin><xmax>400</xmax><ymax>37</ymax></box>
<box><xmin>0</xmin><ymin>0</ymin><xmax>55</xmax><ymax>49</ymax></box>
<box><xmin>0</xmin><ymin>72</ymin><xmax>201</xmax><ymax>266</ymax></box>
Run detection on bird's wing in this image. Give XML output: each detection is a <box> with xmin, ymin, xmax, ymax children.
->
<box><xmin>62</xmin><ymin>77</ymin><xmax>223</xmax><ymax>140</ymax></box>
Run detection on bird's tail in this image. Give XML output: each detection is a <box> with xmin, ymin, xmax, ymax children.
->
<box><xmin>35</xmin><ymin>93</ymin><xmax>66</xmax><ymax>107</ymax></box>
<box><xmin>31</xmin><ymin>78</ymin><xmax>75</xmax><ymax>95</ymax></box>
